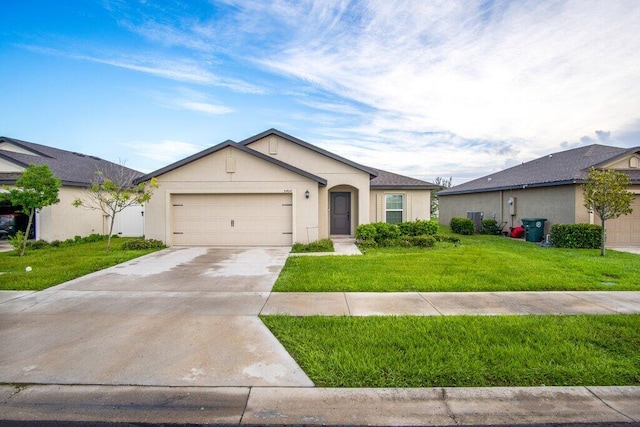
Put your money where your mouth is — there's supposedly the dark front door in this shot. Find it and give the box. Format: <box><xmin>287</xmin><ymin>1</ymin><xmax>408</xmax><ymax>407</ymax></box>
<box><xmin>330</xmin><ymin>192</ymin><xmax>351</xmax><ymax>235</ymax></box>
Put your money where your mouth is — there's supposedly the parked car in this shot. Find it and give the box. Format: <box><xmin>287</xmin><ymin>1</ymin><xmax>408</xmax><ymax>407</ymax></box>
<box><xmin>0</xmin><ymin>214</ymin><xmax>19</xmax><ymax>239</ymax></box>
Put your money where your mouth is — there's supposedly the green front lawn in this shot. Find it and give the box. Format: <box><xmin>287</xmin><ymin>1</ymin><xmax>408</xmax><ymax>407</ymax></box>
<box><xmin>274</xmin><ymin>233</ymin><xmax>640</xmax><ymax>292</ymax></box>
<box><xmin>0</xmin><ymin>238</ymin><xmax>163</xmax><ymax>291</ymax></box>
<box><xmin>262</xmin><ymin>314</ymin><xmax>640</xmax><ymax>387</ymax></box>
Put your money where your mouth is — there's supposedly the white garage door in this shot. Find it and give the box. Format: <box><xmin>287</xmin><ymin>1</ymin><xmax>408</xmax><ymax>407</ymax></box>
<box><xmin>607</xmin><ymin>195</ymin><xmax>640</xmax><ymax>246</ymax></box>
<box><xmin>172</xmin><ymin>194</ymin><xmax>293</xmax><ymax>246</ymax></box>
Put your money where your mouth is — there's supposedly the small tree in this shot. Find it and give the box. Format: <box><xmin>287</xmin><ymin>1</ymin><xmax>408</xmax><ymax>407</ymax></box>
<box><xmin>430</xmin><ymin>176</ymin><xmax>453</xmax><ymax>218</ymax></box>
<box><xmin>583</xmin><ymin>167</ymin><xmax>634</xmax><ymax>256</ymax></box>
<box><xmin>1</xmin><ymin>164</ymin><xmax>61</xmax><ymax>256</ymax></box>
<box><xmin>73</xmin><ymin>163</ymin><xmax>158</xmax><ymax>253</ymax></box>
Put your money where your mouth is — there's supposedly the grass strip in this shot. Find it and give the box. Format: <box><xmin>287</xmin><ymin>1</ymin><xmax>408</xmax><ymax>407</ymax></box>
<box><xmin>274</xmin><ymin>233</ymin><xmax>640</xmax><ymax>292</ymax></box>
<box><xmin>262</xmin><ymin>314</ymin><xmax>640</xmax><ymax>387</ymax></box>
<box><xmin>291</xmin><ymin>238</ymin><xmax>335</xmax><ymax>253</ymax></box>
<box><xmin>0</xmin><ymin>238</ymin><xmax>163</xmax><ymax>291</ymax></box>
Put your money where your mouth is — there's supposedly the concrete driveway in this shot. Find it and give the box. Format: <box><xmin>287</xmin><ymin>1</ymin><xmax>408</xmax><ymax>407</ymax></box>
<box><xmin>0</xmin><ymin>247</ymin><xmax>313</xmax><ymax>387</ymax></box>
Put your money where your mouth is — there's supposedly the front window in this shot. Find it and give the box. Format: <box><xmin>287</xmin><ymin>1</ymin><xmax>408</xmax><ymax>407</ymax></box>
<box><xmin>385</xmin><ymin>194</ymin><xmax>404</xmax><ymax>224</ymax></box>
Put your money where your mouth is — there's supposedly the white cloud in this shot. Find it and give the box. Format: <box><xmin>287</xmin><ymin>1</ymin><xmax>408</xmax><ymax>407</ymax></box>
<box><xmin>244</xmin><ymin>0</ymin><xmax>640</xmax><ymax>178</ymax></box>
<box><xmin>148</xmin><ymin>86</ymin><xmax>234</xmax><ymax>115</ymax></box>
<box><xmin>124</xmin><ymin>140</ymin><xmax>205</xmax><ymax>164</ymax></box>
<box><xmin>24</xmin><ymin>1</ymin><xmax>640</xmax><ymax>183</ymax></box>
<box><xmin>21</xmin><ymin>44</ymin><xmax>265</xmax><ymax>94</ymax></box>
<box><xmin>178</xmin><ymin>101</ymin><xmax>233</xmax><ymax>115</ymax></box>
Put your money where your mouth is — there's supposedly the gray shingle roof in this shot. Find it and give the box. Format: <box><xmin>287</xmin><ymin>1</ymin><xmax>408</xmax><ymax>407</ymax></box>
<box><xmin>370</xmin><ymin>168</ymin><xmax>438</xmax><ymax>189</ymax></box>
<box><xmin>438</xmin><ymin>144</ymin><xmax>640</xmax><ymax>196</ymax></box>
<box><xmin>0</xmin><ymin>136</ymin><xmax>143</xmax><ymax>186</ymax></box>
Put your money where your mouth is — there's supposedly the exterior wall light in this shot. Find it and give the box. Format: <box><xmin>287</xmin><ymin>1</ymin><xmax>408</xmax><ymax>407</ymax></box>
<box><xmin>305</xmin><ymin>190</ymin><xmax>310</xmax><ymax>199</ymax></box>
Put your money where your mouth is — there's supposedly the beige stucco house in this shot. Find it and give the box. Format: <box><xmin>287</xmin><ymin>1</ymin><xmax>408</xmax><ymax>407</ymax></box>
<box><xmin>137</xmin><ymin>129</ymin><xmax>436</xmax><ymax>246</ymax></box>
<box><xmin>437</xmin><ymin>144</ymin><xmax>640</xmax><ymax>246</ymax></box>
<box><xmin>0</xmin><ymin>136</ymin><xmax>144</xmax><ymax>241</ymax></box>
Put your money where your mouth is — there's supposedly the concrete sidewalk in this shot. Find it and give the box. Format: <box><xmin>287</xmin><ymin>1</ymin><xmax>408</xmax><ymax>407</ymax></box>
<box><xmin>262</xmin><ymin>291</ymin><xmax>640</xmax><ymax>316</ymax></box>
<box><xmin>1</xmin><ymin>384</ymin><xmax>638</xmax><ymax>426</ymax></box>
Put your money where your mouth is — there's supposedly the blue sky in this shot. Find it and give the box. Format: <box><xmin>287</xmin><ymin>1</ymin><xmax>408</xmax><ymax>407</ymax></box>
<box><xmin>2</xmin><ymin>0</ymin><xmax>639</xmax><ymax>184</ymax></box>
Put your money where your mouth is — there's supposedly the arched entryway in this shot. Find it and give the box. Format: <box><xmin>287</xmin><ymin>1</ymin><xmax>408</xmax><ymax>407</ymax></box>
<box><xmin>329</xmin><ymin>186</ymin><xmax>359</xmax><ymax>236</ymax></box>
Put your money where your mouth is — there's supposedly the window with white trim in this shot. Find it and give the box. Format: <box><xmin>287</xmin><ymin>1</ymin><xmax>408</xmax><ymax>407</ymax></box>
<box><xmin>385</xmin><ymin>194</ymin><xmax>404</xmax><ymax>224</ymax></box>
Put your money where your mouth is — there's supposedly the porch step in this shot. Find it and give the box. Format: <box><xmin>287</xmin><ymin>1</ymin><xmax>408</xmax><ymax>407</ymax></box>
<box><xmin>330</xmin><ymin>237</ymin><xmax>356</xmax><ymax>244</ymax></box>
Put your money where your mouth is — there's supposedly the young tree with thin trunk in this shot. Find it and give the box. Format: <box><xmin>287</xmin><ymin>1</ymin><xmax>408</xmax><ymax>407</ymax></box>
<box><xmin>73</xmin><ymin>163</ymin><xmax>158</xmax><ymax>253</ymax></box>
<box><xmin>583</xmin><ymin>167</ymin><xmax>634</xmax><ymax>256</ymax></box>
<box><xmin>2</xmin><ymin>164</ymin><xmax>61</xmax><ymax>256</ymax></box>
<box><xmin>430</xmin><ymin>176</ymin><xmax>453</xmax><ymax>218</ymax></box>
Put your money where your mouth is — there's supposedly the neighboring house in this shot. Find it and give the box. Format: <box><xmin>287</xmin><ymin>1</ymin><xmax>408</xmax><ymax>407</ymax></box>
<box><xmin>437</xmin><ymin>144</ymin><xmax>640</xmax><ymax>246</ymax></box>
<box><xmin>136</xmin><ymin>129</ymin><xmax>437</xmax><ymax>246</ymax></box>
<box><xmin>0</xmin><ymin>136</ymin><xmax>145</xmax><ymax>241</ymax></box>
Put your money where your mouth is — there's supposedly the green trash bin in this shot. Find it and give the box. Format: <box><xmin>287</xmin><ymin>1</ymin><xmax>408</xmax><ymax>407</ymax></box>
<box><xmin>521</xmin><ymin>218</ymin><xmax>547</xmax><ymax>242</ymax></box>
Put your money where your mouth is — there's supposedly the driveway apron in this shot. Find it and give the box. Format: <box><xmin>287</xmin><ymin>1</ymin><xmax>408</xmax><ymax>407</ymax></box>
<box><xmin>0</xmin><ymin>247</ymin><xmax>313</xmax><ymax>387</ymax></box>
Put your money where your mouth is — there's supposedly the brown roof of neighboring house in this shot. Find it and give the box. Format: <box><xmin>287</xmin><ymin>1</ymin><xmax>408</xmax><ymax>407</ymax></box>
<box><xmin>438</xmin><ymin>144</ymin><xmax>640</xmax><ymax>196</ymax></box>
<box><xmin>0</xmin><ymin>136</ymin><xmax>143</xmax><ymax>187</ymax></box>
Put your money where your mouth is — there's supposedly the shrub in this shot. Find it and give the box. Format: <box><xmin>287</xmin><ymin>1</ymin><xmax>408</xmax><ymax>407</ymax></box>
<box><xmin>398</xmin><ymin>219</ymin><xmax>438</xmax><ymax>236</ymax></box>
<box><xmin>50</xmin><ymin>240</ymin><xmax>62</xmax><ymax>247</ymax></box>
<box><xmin>121</xmin><ymin>238</ymin><xmax>166</xmax><ymax>250</ymax></box>
<box><xmin>550</xmin><ymin>224</ymin><xmax>602</xmax><ymax>249</ymax></box>
<box><xmin>27</xmin><ymin>239</ymin><xmax>50</xmax><ymax>250</ymax></box>
<box><xmin>356</xmin><ymin>220</ymin><xmax>443</xmax><ymax>248</ymax></box>
<box><xmin>355</xmin><ymin>223</ymin><xmax>377</xmax><ymax>242</ymax></box>
<box><xmin>450</xmin><ymin>217</ymin><xmax>475</xmax><ymax>235</ymax></box>
<box><xmin>410</xmin><ymin>235</ymin><xmax>436</xmax><ymax>247</ymax></box>
<box><xmin>292</xmin><ymin>239</ymin><xmax>335</xmax><ymax>253</ymax></box>
<box><xmin>8</xmin><ymin>231</ymin><xmax>25</xmax><ymax>250</ymax></box>
<box><xmin>480</xmin><ymin>219</ymin><xmax>500</xmax><ymax>235</ymax></box>
<box><xmin>375</xmin><ymin>222</ymin><xmax>401</xmax><ymax>240</ymax></box>
<box><xmin>83</xmin><ymin>233</ymin><xmax>107</xmax><ymax>243</ymax></box>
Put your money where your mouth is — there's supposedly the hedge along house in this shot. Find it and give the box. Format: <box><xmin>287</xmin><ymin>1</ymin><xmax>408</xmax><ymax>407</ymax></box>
<box><xmin>136</xmin><ymin>129</ymin><xmax>437</xmax><ymax>246</ymax></box>
<box><xmin>437</xmin><ymin>144</ymin><xmax>640</xmax><ymax>246</ymax></box>
<box><xmin>0</xmin><ymin>136</ymin><xmax>145</xmax><ymax>241</ymax></box>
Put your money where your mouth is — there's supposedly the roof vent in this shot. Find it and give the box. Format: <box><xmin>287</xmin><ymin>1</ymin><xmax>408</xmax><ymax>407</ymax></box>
<box><xmin>584</xmin><ymin>146</ymin><xmax>596</xmax><ymax>157</ymax></box>
<box><xmin>487</xmin><ymin>177</ymin><xmax>492</xmax><ymax>181</ymax></box>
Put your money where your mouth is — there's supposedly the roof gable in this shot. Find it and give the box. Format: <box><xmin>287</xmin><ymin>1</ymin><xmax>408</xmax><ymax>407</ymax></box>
<box><xmin>239</xmin><ymin>129</ymin><xmax>378</xmax><ymax>178</ymax></box>
<box><xmin>133</xmin><ymin>141</ymin><xmax>327</xmax><ymax>186</ymax></box>
<box><xmin>0</xmin><ymin>139</ymin><xmax>47</xmax><ymax>156</ymax></box>
<box><xmin>438</xmin><ymin>144</ymin><xmax>639</xmax><ymax>196</ymax></box>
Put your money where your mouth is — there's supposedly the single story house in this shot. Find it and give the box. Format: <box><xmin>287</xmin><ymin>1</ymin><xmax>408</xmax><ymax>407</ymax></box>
<box><xmin>437</xmin><ymin>144</ymin><xmax>640</xmax><ymax>246</ymax></box>
<box><xmin>0</xmin><ymin>136</ymin><xmax>145</xmax><ymax>241</ymax></box>
<box><xmin>135</xmin><ymin>129</ymin><xmax>437</xmax><ymax>246</ymax></box>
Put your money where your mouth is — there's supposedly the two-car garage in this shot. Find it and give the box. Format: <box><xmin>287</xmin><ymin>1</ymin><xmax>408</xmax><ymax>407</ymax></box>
<box><xmin>171</xmin><ymin>193</ymin><xmax>293</xmax><ymax>246</ymax></box>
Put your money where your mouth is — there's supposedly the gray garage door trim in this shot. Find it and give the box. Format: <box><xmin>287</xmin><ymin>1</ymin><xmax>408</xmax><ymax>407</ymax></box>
<box><xmin>171</xmin><ymin>193</ymin><xmax>293</xmax><ymax>246</ymax></box>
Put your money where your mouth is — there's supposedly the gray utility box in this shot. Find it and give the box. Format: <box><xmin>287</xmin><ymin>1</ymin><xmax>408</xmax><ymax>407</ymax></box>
<box><xmin>467</xmin><ymin>211</ymin><xmax>483</xmax><ymax>233</ymax></box>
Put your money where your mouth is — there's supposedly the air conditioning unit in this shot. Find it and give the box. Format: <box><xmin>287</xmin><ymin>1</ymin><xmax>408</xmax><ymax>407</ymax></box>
<box><xmin>467</xmin><ymin>211</ymin><xmax>483</xmax><ymax>233</ymax></box>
